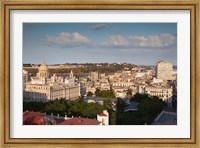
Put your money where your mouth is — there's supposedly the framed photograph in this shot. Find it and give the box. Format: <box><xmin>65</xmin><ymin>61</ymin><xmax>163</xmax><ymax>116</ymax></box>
<box><xmin>0</xmin><ymin>0</ymin><xmax>199</xmax><ymax>147</ymax></box>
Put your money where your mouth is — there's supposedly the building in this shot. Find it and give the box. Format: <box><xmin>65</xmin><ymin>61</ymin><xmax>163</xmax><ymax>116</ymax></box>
<box><xmin>156</xmin><ymin>61</ymin><xmax>173</xmax><ymax>80</ymax></box>
<box><xmin>97</xmin><ymin>110</ymin><xmax>109</xmax><ymax>125</ymax></box>
<box><xmin>151</xmin><ymin>111</ymin><xmax>177</xmax><ymax>125</ymax></box>
<box><xmin>144</xmin><ymin>86</ymin><xmax>173</xmax><ymax>106</ymax></box>
<box><xmin>23</xmin><ymin>61</ymin><xmax>80</xmax><ymax>102</ymax></box>
<box><xmin>23</xmin><ymin>110</ymin><xmax>109</xmax><ymax>125</ymax></box>
<box><xmin>23</xmin><ymin>111</ymin><xmax>56</xmax><ymax>125</ymax></box>
<box><xmin>90</xmin><ymin>72</ymin><xmax>99</xmax><ymax>81</ymax></box>
<box><xmin>84</xmin><ymin>97</ymin><xmax>117</xmax><ymax>106</ymax></box>
<box><xmin>23</xmin><ymin>70</ymin><xmax>30</xmax><ymax>84</ymax></box>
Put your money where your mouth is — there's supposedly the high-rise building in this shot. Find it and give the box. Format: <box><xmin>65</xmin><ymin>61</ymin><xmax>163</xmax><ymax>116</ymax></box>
<box><xmin>156</xmin><ymin>61</ymin><xmax>173</xmax><ymax>80</ymax></box>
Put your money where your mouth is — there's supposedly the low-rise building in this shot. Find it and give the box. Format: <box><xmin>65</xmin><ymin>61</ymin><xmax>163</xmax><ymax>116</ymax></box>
<box><xmin>144</xmin><ymin>86</ymin><xmax>173</xmax><ymax>106</ymax></box>
<box><xmin>23</xmin><ymin>62</ymin><xmax>80</xmax><ymax>102</ymax></box>
<box><xmin>23</xmin><ymin>110</ymin><xmax>109</xmax><ymax>125</ymax></box>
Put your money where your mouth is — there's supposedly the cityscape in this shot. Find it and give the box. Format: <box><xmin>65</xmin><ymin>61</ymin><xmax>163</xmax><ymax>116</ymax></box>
<box><xmin>23</xmin><ymin>23</ymin><xmax>177</xmax><ymax>125</ymax></box>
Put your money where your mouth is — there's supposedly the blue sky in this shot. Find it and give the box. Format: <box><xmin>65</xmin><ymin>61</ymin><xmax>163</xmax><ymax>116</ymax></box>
<box><xmin>23</xmin><ymin>23</ymin><xmax>177</xmax><ymax>65</ymax></box>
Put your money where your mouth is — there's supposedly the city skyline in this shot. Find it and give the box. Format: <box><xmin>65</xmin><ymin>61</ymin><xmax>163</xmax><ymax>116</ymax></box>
<box><xmin>23</xmin><ymin>23</ymin><xmax>177</xmax><ymax>65</ymax></box>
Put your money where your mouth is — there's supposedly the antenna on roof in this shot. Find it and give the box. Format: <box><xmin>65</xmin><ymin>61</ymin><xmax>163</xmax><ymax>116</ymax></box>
<box><xmin>42</xmin><ymin>60</ymin><xmax>45</xmax><ymax>65</ymax></box>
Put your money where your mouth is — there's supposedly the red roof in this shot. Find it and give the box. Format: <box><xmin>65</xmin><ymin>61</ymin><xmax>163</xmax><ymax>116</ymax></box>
<box><xmin>58</xmin><ymin>117</ymin><xmax>101</xmax><ymax>125</ymax></box>
<box><xmin>97</xmin><ymin>113</ymin><xmax>108</xmax><ymax>117</ymax></box>
<box><xmin>23</xmin><ymin>111</ymin><xmax>45</xmax><ymax>125</ymax></box>
<box><xmin>54</xmin><ymin>118</ymin><xmax>65</xmax><ymax>124</ymax></box>
<box><xmin>31</xmin><ymin>116</ymin><xmax>45</xmax><ymax>125</ymax></box>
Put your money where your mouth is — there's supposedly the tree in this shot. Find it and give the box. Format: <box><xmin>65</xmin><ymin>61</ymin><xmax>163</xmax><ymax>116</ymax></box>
<box><xmin>103</xmin><ymin>99</ymin><xmax>112</xmax><ymax>110</ymax></box>
<box><xmin>130</xmin><ymin>93</ymin><xmax>149</xmax><ymax>102</ymax></box>
<box><xmin>126</xmin><ymin>88</ymin><xmax>132</xmax><ymax>97</ymax></box>
<box><xmin>115</xmin><ymin>93</ymin><xmax>165</xmax><ymax>125</ymax></box>
<box><xmin>95</xmin><ymin>88</ymin><xmax>101</xmax><ymax>97</ymax></box>
<box><xmin>87</xmin><ymin>91</ymin><xmax>93</xmax><ymax>96</ymax></box>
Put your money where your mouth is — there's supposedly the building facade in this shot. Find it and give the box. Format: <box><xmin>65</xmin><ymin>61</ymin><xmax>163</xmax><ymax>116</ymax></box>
<box><xmin>23</xmin><ymin>62</ymin><xmax>80</xmax><ymax>102</ymax></box>
<box><xmin>144</xmin><ymin>86</ymin><xmax>173</xmax><ymax>106</ymax></box>
<box><xmin>156</xmin><ymin>61</ymin><xmax>173</xmax><ymax>80</ymax></box>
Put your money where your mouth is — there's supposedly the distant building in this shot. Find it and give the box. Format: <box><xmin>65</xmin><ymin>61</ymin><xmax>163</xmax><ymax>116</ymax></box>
<box><xmin>23</xmin><ymin>70</ymin><xmax>30</xmax><ymax>84</ymax></box>
<box><xmin>85</xmin><ymin>85</ymin><xmax>96</xmax><ymax>95</ymax></box>
<box><xmin>90</xmin><ymin>72</ymin><xmax>99</xmax><ymax>81</ymax></box>
<box><xmin>138</xmin><ymin>85</ymin><xmax>146</xmax><ymax>94</ymax></box>
<box><xmin>84</xmin><ymin>97</ymin><xmax>117</xmax><ymax>106</ymax></box>
<box><xmin>152</xmin><ymin>77</ymin><xmax>163</xmax><ymax>84</ymax></box>
<box><xmin>144</xmin><ymin>86</ymin><xmax>173</xmax><ymax>106</ymax></box>
<box><xmin>23</xmin><ymin>61</ymin><xmax>80</xmax><ymax>102</ymax></box>
<box><xmin>156</xmin><ymin>61</ymin><xmax>173</xmax><ymax>80</ymax></box>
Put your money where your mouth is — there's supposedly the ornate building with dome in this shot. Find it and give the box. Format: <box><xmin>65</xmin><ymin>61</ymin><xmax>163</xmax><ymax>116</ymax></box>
<box><xmin>38</xmin><ymin>61</ymin><xmax>49</xmax><ymax>79</ymax></box>
<box><xmin>23</xmin><ymin>61</ymin><xmax>80</xmax><ymax>102</ymax></box>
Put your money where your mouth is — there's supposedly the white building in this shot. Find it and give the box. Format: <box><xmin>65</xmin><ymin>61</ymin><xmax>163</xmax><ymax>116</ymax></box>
<box><xmin>144</xmin><ymin>86</ymin><xmax>173</xmax><ymax>106</ymax></box>
<box><xmin>23</xmin><ymin>61</ymin><xmax>80</xmax><ymax>102</ymax></box>
<box><xmin>97</xmin><ymin>110</ymin><xmax>109</xmax><ymax>125</ymax></box>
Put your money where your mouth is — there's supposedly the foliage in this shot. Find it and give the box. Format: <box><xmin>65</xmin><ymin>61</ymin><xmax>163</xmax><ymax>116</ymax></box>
<box><xmin>23</xmin><ymin>101</ymin><xmax>45</xmax><ymax>112</ymax></box>
<box><xmin>95</xmin><ymin>88</ymin><xmax>101</xmax><ymax>97</ymax></box>
<box><xmin>126</xmin><ymin>88</ymin><xmax>132</xmax><ymax>96</ymax></box>
<box><xmin>23</xmin><ymin>93</ymin><xmax>166</xmax><ymax>125</ymax></box>
<box><xmin>114</xmin><ymin>94</ymin><xmax>166</xmax><ymax>125</ymax></box>
<box><xmin>130</xmin><ymin>93</ymin><xmax>149</xmax><ymax>102</ymax></box>
<box><xmin>87</xmin><ymin>91</ymin><xmax>93</xmax><ymax>96</ymax></box>
<box><xmin>23</xmin><ymin>97</ymin><xmax>106</xmax><ymax>119</ymax></box>
<box><xmin>94</xmin><ymin>88</ymin><xmax>115</xmax><ymax>98</ymax></box>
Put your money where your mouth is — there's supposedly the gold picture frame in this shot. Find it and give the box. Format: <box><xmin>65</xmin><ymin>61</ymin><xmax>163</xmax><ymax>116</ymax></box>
<box><xmin>0</xmin><ymin>0</ymin><xmax>199</xmax><ymax>147</ymax></box>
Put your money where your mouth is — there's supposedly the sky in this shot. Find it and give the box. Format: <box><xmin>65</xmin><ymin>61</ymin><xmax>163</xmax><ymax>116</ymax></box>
<box><xmin>23</xmin><ymin>23</ymin><xmax>177</xmax><ymax>65</ymax></box>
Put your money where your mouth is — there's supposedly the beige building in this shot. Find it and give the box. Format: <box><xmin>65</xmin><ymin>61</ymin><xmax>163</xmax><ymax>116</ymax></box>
<box><xmin>23</xmin><ymin>61</ymin><xmax>80</xmax><ymax>102</ymax></box>
<box><xmin>90</xmin><ymin>72</ymin><xmax>99</xmax><ymax>81</ymax></box>
<box><xmin>144</xmin><ymin>86</ymin><xmax>173</xmax><ymax>106</ymax></box>
<box><xmin>156</xmin><ymin>61</ymin><xmax>173</xmax><ymax>80</ymax></box>
<box><xmin>24</xmin><ymin>84</ymin><xmax>80</xmax><ymax>102</ymax></box>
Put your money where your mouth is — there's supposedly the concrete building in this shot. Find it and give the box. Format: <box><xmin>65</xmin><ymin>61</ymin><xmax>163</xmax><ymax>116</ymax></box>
<box><xmin>23</xmin><ymin>61</ymin><xmax>80</xmax><ymax>102</ymax></box>
<box><xmin>144</xmin><ymin>86</ymin><xmax>173</xmax><ymax>106</ymax></box>
<box><xmin>23</xmin><ymin>110</ymin><xmax>109</xmax><ymax>125</ymax></box>
<box><xmin>97</xmin><ymin>110</ymin><xmax>109</xmax><ymax>125</ymax></box>
<box><xmin>23</xmin><ymin>70</ymin><xmax>30</xmax><ymax>84</ymax></box>
<box><xmin>90</xmin><ymin>72</ymin><xmax>99</xmax><ymax>81</ymax></box>
<box><xmin>156</xmin><ymin>61</ymin><xmax>173</xmax><ymax>80</ymax></box>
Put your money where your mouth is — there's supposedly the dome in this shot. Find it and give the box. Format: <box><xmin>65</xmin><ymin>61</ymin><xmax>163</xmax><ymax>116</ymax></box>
<box><xmin>39</xmin><ymin>61</ymin><xmax>48</xmax><ymax>71</ymax></box>
<box><xmin>38</xmin><ymin>61</ymin><xmax>49</xmax><ymax>79</ymax></box>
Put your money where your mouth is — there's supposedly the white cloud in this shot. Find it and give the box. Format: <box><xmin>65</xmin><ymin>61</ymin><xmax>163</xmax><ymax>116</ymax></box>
<box><xmin>104</xmin><ymin>33</ymin><xmax>176</xmax><ymax>48</ymax></box>
<box><xmin>45</xmin><ymin>32</ymin><xmax>90</xmax><ymax>46</ymax></box>
<box><xmin>45</xmin><ymin>32</ymin><xmax>176</xmax><ymax>49</ymax></box>
<box><xmin>107</xmin><ymin>35</ymin><xmax>128</xmax><ymax>46</ymax></box>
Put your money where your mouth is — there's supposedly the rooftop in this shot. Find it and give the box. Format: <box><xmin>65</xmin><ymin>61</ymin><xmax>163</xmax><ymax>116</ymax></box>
<box><xmin>85</xmin><ymin>97</ymin><xmax>117</xmax><ymax>102</ymax></box>
<box><xmin>23</xmin><ymin>111</ymin><xmax>45</xmax><ymax>125</ymax></box>
<box><xmin>124</xmin><ymin>101</ymin><xmax>140</xmax><ymax>112</ymax></box>
<box><xmin>97</xmin><ymin>113</ymin><xmax>108</xmax><ymax>117</ymax></box>
<box><xmin>23</xmin><ymin>111</ymin><xmax>104</xmax><ymax>125</ymax></box>
<box><xmin>152</xmin><ymin>111</ymin><xmax>177</xmax><ymax>125</ymax></box>
<box><xmin>58</xmin><ymin>117</ymin><xmax>101</xmax><ymax>125</ymax></box>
